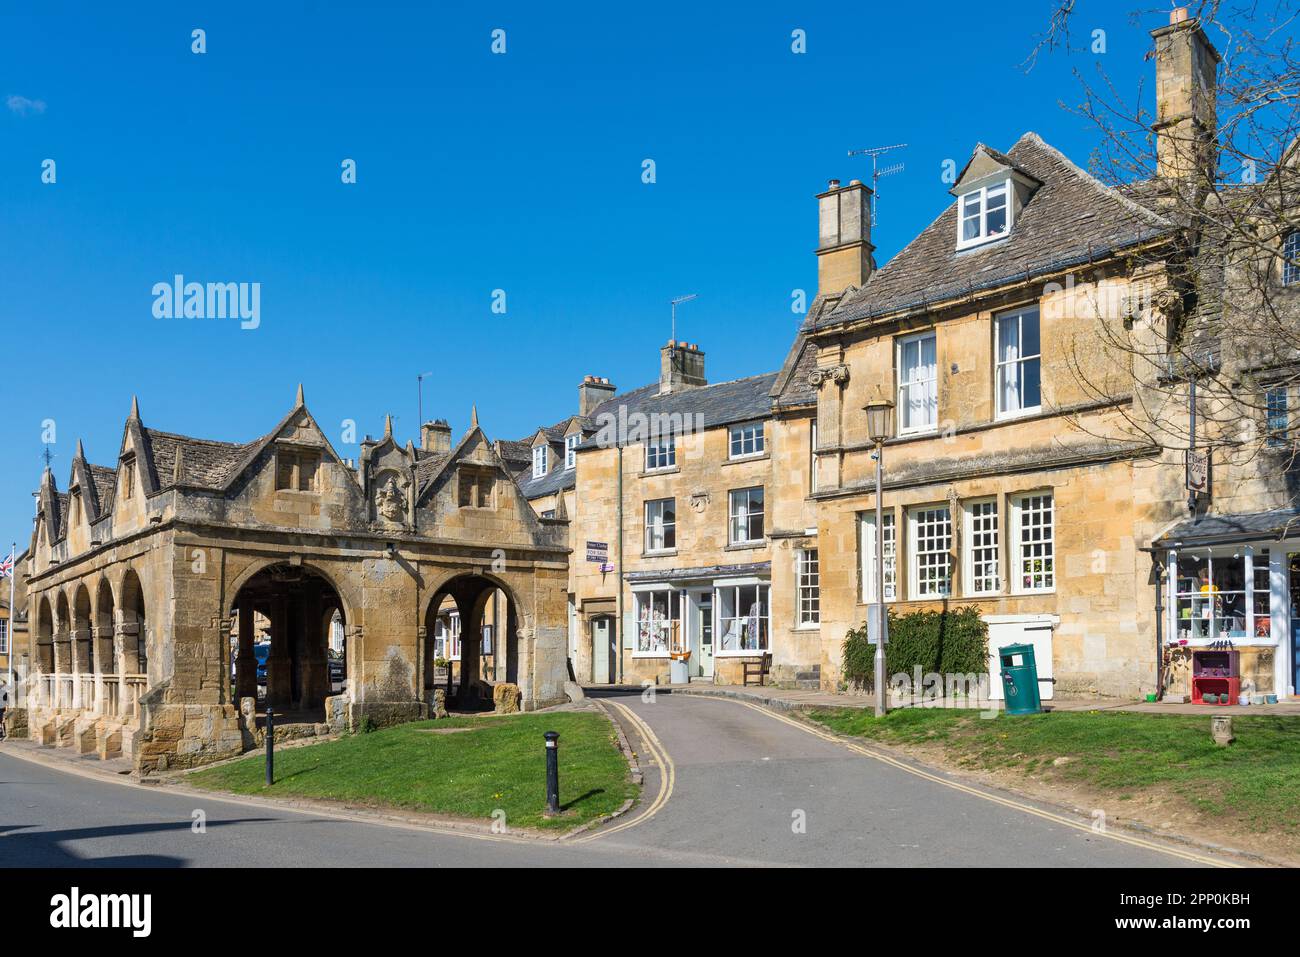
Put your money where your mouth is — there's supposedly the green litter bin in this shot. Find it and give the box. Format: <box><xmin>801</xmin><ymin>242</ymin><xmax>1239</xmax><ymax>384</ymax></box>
<box><xmin>998</xmin><ymin>643</ymin><xmax>1042</xmax><ymax>715</ymax></box>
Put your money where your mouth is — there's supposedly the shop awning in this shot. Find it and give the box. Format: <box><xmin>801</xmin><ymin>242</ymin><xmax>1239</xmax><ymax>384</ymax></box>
<box><xmin>624</xmin><ymin>561</ymin><xmax>770</xmax><ymax>585</ymax></box>
<box><xmin>1153</xmin><ymin>508</ymin><xmax>1300</xmax><ymax>548</ymax></box>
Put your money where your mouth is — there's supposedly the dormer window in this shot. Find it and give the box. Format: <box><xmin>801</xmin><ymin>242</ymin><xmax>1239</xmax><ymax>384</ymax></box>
<box><xmin>565</xmin><ymin>434</ymin><xmax>578</xmax><ymax>469</ymax></box>
<box><xmin>958</xmin><ymin>180</ymin><xmax>1011</xmax><ymax>249</ymax></box>
<box><xmin>532</xmin><ymin>445</ymin><xmax>548</xmax><ymax>479</ymax></box>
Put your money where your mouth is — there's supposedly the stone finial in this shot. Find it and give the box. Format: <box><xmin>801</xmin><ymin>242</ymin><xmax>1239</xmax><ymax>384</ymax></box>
<box><xmin>129</xmin><ymin>395</ymin><xmax>140</xmax><ymax>420</ymax></box>
<box><xmin>296</xmin><ymin>382</ymin><xmax>305</xmax><ymax>407</ymax></box>
<box><xmin>470</xmin><ymin>405</ymin><xmax>479</xmax><ymax>429</ymax></box>
<box><xmin>173</xmin><ymin>445</ymin><xmax>186</xmax><ymax>485</ymax></box>
<box><xmin>75</xmin><ymin>438</ymin><xmax>85</xmax><ymax>460</ymax></box>
<box><xmin>384</xmin><ymin>414</ymin><xmax>393</xmax><ymax>439</ymax></box>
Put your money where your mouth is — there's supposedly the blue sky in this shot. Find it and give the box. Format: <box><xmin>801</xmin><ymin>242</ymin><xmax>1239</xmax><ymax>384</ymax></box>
<box><xmin>0</xmin><ymin>0</ymin><xmax>1156</xmax><ymax>548</ymax></box>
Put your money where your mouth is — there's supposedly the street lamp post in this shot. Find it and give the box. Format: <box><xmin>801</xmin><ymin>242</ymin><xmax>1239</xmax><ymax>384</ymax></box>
<box><xmin>864</xmin><ymin>398</ymin><xmax>894</xmax><ymax>718</ymax></box>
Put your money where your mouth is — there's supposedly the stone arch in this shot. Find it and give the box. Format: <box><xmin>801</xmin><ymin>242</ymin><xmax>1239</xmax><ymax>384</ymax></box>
<box><xmin>118</xmin><ymin>567</ymin><xmax>148</xmax><ymax>675</ymax></box>
<box><xmin>54</xmin><ymin>591</ymin><xmax>71</xmax><ymax>674</ymax></box>
<box><xmin>227</xmin><ymin>561</ymin><xmax>348</xmax><ymax>719</ymax></box>
<box><xmin>226</xmin><ymin>557</ymin><xmax>358</xmax><ymax>637</ymax></box>
<box><xmin>35</xmin><ymin>593</ymin><xmax>54</xmax><ymax>673</ymax></box>
<box><xmin>71</xmin><ymin>582</ymin><xmax>93</xmax><ymax>675</ymax></box>
<box><xmin>420</xmin><ymin>570</ymin><xmax>527</xmax><ymax>709</ymax></box>
<box><xmin>94</xmin><ymin>576</ymin><xmax>117</xmax><ymax>675</ymax></box>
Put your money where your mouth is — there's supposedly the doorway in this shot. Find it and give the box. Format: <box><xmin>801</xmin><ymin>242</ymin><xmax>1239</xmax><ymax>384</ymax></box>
<box><xmin>690</xmin><ymin>590</ymin><xmax>714</xmax><ymax>680</ymax></box>
<box><xmin>591</xmin><ymin>615</ymin><xmax>616</xmax><ymax>684</ymax></box>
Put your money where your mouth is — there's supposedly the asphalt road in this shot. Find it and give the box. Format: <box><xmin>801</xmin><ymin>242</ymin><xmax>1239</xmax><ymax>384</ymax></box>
<box><xmin>0</xmin><ymin>692</ymin><xmax>1223</xmax><ymax>867</ymax></box>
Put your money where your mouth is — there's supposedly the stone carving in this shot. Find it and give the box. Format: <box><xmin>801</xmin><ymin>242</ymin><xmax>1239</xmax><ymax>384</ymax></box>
<box><xmin>689</xmin><ymin>489</ymin><xmax>711</xmax><ymax>513</ymax></box>
<box><xmin>809</xmin><ymin>364</ymin><xmax>850</xmax><ymax>389</ymax></box>
<box><xmin>375</xmin><ymin>474</ymin><xmax>407</xmax><ymax>525</ymax></box>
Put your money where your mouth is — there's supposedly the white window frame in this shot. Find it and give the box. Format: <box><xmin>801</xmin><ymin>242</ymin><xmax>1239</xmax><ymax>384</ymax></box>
<box><xmin>645</xmin><ymin>434</ymin><xmax>677</xmax><ymax>471</ymax></box>
<box><xmin>728</xmin><ymin>486</ymin><xmax>765</xmax><ymax>545</ymax></box>
<box><xmin>1011</xmin><ymin>491</ymin><xmax>1055</xmax><ymax>594</ymax></box>
<box><xmin>565</xmin><ymin>434</ymin><xmax>578</xmax><ymax>469</ymax></box>
<box><xmin>1284</xmin><ymin>231</ymin><xmax>1300</xmax><ymax>286</ymax></box>
<box><xmin>956</xmin><ymin>178</ymin><xmax>1012</xmax><ymax>250</ymax></box>
<box><xmin>633</xmin><ymin>587</ymin><xmax>682</xmax><ymax>657</ymax></box>
<box><xmin>435</xmin><ymin>612</ymin><xmax>462</xmax><ymax>661</ymax></box>
<box><xmin>715</xmin><ymin>582</ymin><xmax>770</xmax><ymax>655</ymax></box>
<box><xmin>728</xmin><ymin>422</ymin><xmax>766</xmax><ymax>459</ymax></box>
<box><xmin>531</xmin><ymin>444</ymin><xmax>548</xmax><ymax>479</ymax></box>
<box><xmin>0</xmin><ymin>616</ymin><xmax>8</xmax><ymax>655</ymax></box>
<box><xmin>644</xmin><ymin>497</ymin><xmax>676</xmax><ymax>553</ymax></box>
<box><xmin>995</xmin><ymin>305</ymin><xmax>1042</xmax><ymax>419</ymax></box>
<box><xmin>908</xmin><ymin>505</ymin><xmax>953</xmax><ymax>600</ymax></box>
<box><xmin>896</xmin><ymin>331</ymin><xmax>938</xmax><ymax>435</ymax></box>
<box><xmin>860</xmin><ymin>511</ymin><xmax>897</xmax><ymax>603</ymax></box>
<box><xmin>964</xmin><ymin>498</ymin><xmax>1001</xmax><ymax>596</ymax></box>
<box><xmin>796</xmin><ymin>549</ymin><xmax>820</xmax><ymax>627</ymax></box>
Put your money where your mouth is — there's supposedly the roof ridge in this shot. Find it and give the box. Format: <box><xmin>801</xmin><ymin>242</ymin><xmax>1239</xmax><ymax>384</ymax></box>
<box><xmin>1014</xmin><ymin>132</ymin><xmax>1173</xmax><ymax>229</ymax></box>
<box><xmin>143</xmin><ymin>427</ymin><xmax>247</xmax><ymax>448</ymax></box>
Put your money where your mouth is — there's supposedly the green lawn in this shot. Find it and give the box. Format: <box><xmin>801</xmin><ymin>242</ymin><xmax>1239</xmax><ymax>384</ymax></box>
<box><xmin>806</xmin><ymin>707</ymin><xmax>1300</xmax><ymax>837</ymax></box>
<box><xmin>186</xmin><ymin>711</ymin><xmax>639</xmax><ymax>832</ymax></box>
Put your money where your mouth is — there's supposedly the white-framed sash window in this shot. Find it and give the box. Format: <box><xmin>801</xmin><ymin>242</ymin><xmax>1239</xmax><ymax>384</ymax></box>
<box><xmin>565</xmin><ymin>434</ymin><xmax>579</xmax><ymax>469</ymax></box>
<box><xmin>645</xmin><ymin>435</ymin><xmax>676</xmax><ymax>470</ymax></box>
<box><xmin>1011</xmin><ymin>492</ymin><xmax>1054</xmax><ymax>593</ymax></box>
<box><xmin>860</xmin><ymin>511</ymin><xmax>897</xmax><ymax>603</ymax></box>
<box><xmin>532</xmin><ymin>445</ymin><xmax>548</xmax><ymax>479</ymax></box>
<box><xmin>644</xmin><ymin>498</ymin><xmax>676</xmax><ymax>552</ymax></box>
<box><xmin>797</xmin><ymin>549</ymin><xmax>820</xmax><ymax>626</ymax></box>
<box><xmin>964</xmin><ymin>498</ymin><xmax>1000</xmax><ymax>595</ymax></box>
<box><xmin>909</xmin><ymin>505</ymin><xmax>952</xmax><ymax>599</ymax></box>
<box><xmin>897</xmin><ymin>332</ymin><xmax>938</xmax><ymax>434</ymax></box>
<box><xmin>729</xmin><ymin>422</ymin><xmax>766</xmax><ymax>459</ymax></box>
<box><xmin>728</xmin><ymin>486</ymin><xmax>765</xmax><ymax>544</ymax></box>
<box><xmin>996</xmin><ymin>306</ymin><xmax>1042</xmax><ymax>417</ymax></box>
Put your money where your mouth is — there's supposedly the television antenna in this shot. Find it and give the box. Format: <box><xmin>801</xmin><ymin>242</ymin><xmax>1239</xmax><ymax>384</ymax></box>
<box><xmin>847</xmin><ymin>143</ymin><xmax>907</xmax><ymax>226</ymax></box>
<box><xmin>669</xmin><ymin>294</ymin><xmax>697</xmax><ymax>343</ymax></box>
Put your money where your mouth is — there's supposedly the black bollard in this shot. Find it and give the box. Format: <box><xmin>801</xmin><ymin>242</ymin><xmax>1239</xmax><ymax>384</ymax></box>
<box><xmin>544</xmin><ymin>731</ymin><xmax>560</xmax><ymax>815</ymax></box>
<box><xmin>265</xmin><ymin>707</ymin><xmax>275</xmax><ymax>786</ymax></box>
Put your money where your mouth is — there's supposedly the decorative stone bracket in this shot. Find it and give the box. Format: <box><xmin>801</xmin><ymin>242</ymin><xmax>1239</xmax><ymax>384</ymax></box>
<box><xmin>808</xmin><ymin>364</ymin><xmax>850</xmax><ymax>389</ymax></box>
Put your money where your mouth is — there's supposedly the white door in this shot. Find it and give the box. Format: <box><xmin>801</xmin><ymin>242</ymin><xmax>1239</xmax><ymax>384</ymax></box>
<box><xmin>690</xmin><ymin>591</ymin><xmax>714</xmax><ymax>679</ymax></box>
<box><xmin>984</xmin><ymin>617</ymin><xmax>1055</xmax><ymax>701</ymax></box>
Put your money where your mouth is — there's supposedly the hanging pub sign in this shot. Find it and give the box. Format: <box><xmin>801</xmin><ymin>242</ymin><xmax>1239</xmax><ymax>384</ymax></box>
<box><xmin>1185</xmin><ymin>449</ymin><xmax>1210</xmax><ymax>496</ymax></box>
<box><xmin>586</xmin><ymin>541</ymin><xmax>609</xmax><ymax>563</ymax></box>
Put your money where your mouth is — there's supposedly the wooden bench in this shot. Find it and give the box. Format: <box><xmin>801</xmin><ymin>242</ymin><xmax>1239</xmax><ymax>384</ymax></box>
<box><xmin>742</xmin><ymin>653</ymin><xmax>772</xmax><ymax>687</ymax></box>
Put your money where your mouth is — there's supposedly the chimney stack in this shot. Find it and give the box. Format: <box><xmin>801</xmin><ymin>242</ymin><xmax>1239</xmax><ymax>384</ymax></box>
<box><xmin>816</xmin><ymin>178</ymin><xmax>875</xmax><ymax>296</ymax></box>
<box><xmin>1151</xmin><ymin>7</ymin><xmax>1220</xmax><ymax>184</ymax></box>
<box><xmin>659</xmin><ymin>341</ymin><xmax>706</xmax><ymax>395</ymax></box>
<box><xmin>421</xmin><ymin>419</ymin><xmax>452</xmax><ymax>453</ymax></box>
<box><xmin>578</xmin><ymin>375</ymin><xmax>617</xmax><ymax>417</ymax></box>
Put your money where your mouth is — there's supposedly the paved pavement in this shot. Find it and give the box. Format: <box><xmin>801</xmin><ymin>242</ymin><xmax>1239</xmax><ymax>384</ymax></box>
<box><xmin>0</xmin><ymin>692</ymin><xmax>1231</xmax><ymax>867</ymax></box>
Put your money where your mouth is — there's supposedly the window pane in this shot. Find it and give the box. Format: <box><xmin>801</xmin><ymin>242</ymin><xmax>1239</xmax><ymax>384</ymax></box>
<box><xmin>1021</xmin><ymin>309</ymin><xmax>1040</xmax><ymax>357</ymax></box>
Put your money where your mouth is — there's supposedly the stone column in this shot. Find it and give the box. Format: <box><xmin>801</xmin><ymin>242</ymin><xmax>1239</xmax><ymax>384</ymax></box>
<box><xmin>300</xmin><ymin>586</ymin><xmax>328</xmax><ymax>712</ymax></box>
<box><xmin>267</xmin><ymin>594</ymin><xmax>292</xmax><ymax>710</ymax></box>
<box><xmin>235</xmin><ymin>600</ymin><xmax>258</xmax><ymax>702</ymax></box>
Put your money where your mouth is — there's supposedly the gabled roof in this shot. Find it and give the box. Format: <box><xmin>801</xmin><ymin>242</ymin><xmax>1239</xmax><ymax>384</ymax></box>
<box><xmin>516</xmin><ymin>463</ymin><xmax>576</xmax><ymax>500</ymax></box>
<box><xmin>814</xmin><ymin>132</ymin><xmax>1176</xmax><ymax>331</ymax></box>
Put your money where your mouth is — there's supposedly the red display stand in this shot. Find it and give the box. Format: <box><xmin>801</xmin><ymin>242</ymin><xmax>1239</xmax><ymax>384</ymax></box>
<box><xmin>1192</xmin><ymin>676</ymin><xmax>1241</xmax><ymax>704</ymax></box>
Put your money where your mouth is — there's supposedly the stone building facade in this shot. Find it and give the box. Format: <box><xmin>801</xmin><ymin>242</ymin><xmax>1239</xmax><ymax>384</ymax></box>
<box><xmin>10</xmin><ymin>389</ymin><xmax>571</xmax><ymax>771</ymax></box>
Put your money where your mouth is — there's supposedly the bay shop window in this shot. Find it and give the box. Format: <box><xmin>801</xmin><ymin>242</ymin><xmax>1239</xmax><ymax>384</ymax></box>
<box><xmin>1171</xmin><ymin>548</ymin><xmax>1273</xmax><ymax>643</ymax></box>
<box><xmin>633</xmin><ymin>583</ymin><xmax>770</xmax><ymax>657</ymax></box>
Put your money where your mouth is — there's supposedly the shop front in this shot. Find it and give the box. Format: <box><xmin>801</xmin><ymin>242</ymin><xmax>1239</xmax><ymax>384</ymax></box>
<box><xmin>1157</xmin><ymin>512</ymin><xmax>1299</xmax><ymax>702</ymax></box>
<box><xmin>625</xmin><ymin>562</ymin><xmax>771</xmax><ymax>686</ymax></box>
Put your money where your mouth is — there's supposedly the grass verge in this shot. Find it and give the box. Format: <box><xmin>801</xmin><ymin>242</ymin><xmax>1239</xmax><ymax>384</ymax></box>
<box><xmin>186</xmin><ymin>710</ymin><xmax>638</xmax><ymax>832</ymax></box>
<box><xmin>806</xmin><ymin>707</ymin><xmax>1300</xmax><ymax>842</ymax></box>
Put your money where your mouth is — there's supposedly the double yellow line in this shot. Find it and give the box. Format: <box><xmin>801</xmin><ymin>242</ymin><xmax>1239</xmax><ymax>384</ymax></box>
<box><xmin>729</xmin><ymin>699</ymin><xmax>1237</xmax><ymax>868</ymax></box>
<box><xmin>575</xmin><ymin>699</ymin><xmax>675</xmax><ymax>843</ymax></box>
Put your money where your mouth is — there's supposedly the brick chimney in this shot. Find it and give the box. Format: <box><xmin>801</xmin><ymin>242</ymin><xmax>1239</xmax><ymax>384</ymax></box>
<box><xmin>1151</xmin><ymin>7</ymin><xmax>1219</xmax><ymax>184</ymax></box>
<box><xmin>816</xmin><ymin>178</ymin><xmax>875</xmax><ymax>296</ymax></box>
<box><xmin>421</xmin><ymin>419</ymin><xmax>452</xmax><ymax>453</ymax></box>
<box><xmin>659</xmin><ymin>340</ymin><xmax>706</xmax><ymax>395</ymax></box>
<box><xmin>578</xmin><ymin>375</ymin><xmax>617</xmax><ymax>416</ymax></box>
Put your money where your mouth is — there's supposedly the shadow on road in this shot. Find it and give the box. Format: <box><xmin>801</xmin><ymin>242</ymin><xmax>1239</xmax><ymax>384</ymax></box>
<box><xmin>0</xmin><ymin>817</ymin><xmax>278</xmax><ymax>868</ymax></box>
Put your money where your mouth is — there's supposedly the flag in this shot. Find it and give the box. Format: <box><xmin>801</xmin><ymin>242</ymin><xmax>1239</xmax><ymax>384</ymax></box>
<box><xmin>0</xmin><ymin>550</ymin><xmax>13</xmax><ymax>579</ymax></box>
